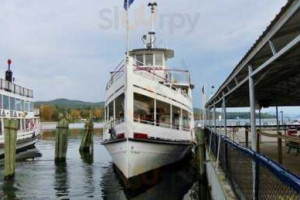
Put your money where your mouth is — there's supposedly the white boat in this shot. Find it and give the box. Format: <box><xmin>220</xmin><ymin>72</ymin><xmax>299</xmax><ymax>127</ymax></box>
<box><xmin>102</xmin><ymin>3</ymin><xmax>195</xmax><ymax>179</ymax></box>
<box><xmin>0</xmin><ymin>59</ymin><xmax>40</xmax><ymax>158</ymax></box>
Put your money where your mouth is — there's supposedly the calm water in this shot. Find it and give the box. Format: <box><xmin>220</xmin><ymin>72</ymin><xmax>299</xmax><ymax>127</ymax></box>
<box><xmin>0</xmin><ymin>129</ymin><xmax>210</xmax><ymax>200</ymax></box>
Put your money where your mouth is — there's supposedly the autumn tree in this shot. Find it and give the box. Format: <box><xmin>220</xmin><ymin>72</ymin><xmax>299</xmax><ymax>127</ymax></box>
<box><xmin>80</xmin><ymin>109</ymin><xmax>90</xmax><ymax>119</ymax></box>
<box><xmin>40</xmin><ymin>105</ymin><xmax>55</xmax><ymax>121</ymax></box>
<box><xmin>70</xmin><ymin>109</ymin><xmax>80</xmax><ymax>121</ymax></box>
<box><xmin>94</xmin><ymin>108</ymin><xmax>103</xmax><ymax>121</ymax></box>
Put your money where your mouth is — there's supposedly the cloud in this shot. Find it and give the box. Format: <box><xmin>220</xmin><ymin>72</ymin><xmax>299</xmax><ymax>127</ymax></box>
<box><xmin>0</xmin><ymin>0</ymin><xmax>288</xmax><ymax>109</ymax></box>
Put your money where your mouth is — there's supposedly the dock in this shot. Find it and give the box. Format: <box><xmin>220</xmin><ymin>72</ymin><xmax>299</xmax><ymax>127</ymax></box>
<box><xmin>202</xmin><ymin>0</ymin><xmax>300</xmax><ymax>199</ymax></box>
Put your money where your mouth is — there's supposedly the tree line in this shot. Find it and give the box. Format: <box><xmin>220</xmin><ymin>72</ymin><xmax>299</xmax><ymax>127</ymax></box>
<box><xmin>38</xmin><ymin>105</ymin><xmax>104</xmax><ymax>122</ymax></box>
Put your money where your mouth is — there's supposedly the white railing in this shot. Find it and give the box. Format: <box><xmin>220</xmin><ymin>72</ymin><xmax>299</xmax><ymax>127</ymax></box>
<box><xmin>0</xmin><ymin>78</ymin><xmax>33</xmax><ymax>98</ymax></box>
<box><xmin>106</xmin><ymin>60</ymin><xmax>125</xmax><ymax>90</ymax></box>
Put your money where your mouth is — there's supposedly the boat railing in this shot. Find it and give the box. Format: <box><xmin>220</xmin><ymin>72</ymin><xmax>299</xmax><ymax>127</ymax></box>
<box><xmin>133</xmin><ymin>65</ymin><xmax>191</xmax><ymax>86</ymax></box>
<box><xmin>0</xmin><ymin>78</ymin><xmax>33</xmax><ymax>98</ymax></box>
<box><xmin>133</xmin><ymin>117</ymin><xmax>190</xmax><ymax>131</ymax></box>
<box><xmin>104</xmin><ymin>118</ymin><xmax>125</xmax><ymax>129</ymax></box>
<box><xmin>106</xmin><ymin>60</ymin><xmax>125</xmax><ymax>90</ymax></box>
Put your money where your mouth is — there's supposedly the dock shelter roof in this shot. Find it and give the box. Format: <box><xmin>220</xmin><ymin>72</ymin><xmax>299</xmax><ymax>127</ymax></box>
<box><xmin>205</xmin><ymin>0</ymin><xmax>300</xmax><ymax>108</ymax></box>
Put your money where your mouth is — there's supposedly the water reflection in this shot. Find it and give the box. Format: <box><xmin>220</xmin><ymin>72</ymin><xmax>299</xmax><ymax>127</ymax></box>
<box><xmin>1</xmin><ymin>180</ymin><xmax>18</xmax><ymax>199</ymax></box>
<box><xmin>54</xmin><ymin>163</ymin><xmax>70</xmax><ymax>198</ymax></box>
<box><xmin>101</xmin><ymin>156</ymin><xmax>207</xmax><ymax>200</ymax></box>
<box><xmin>0</xmin><ymin>129</ymin><xmax>208</xmax><ymax>199</ymax></box>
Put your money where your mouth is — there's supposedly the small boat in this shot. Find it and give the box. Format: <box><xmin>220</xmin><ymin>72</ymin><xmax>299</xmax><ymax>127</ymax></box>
<box><xmin>102</xmin><ymin>2</ymin><xmax>195</xmax><ymax>179</ymax></box>
<box><xmin>0</xmin><ymin>59</ymin><xmax>41</xmax><ymax>157</ymax></box>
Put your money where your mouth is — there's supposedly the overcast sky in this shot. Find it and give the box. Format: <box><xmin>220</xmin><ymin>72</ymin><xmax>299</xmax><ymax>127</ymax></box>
<box><xmin>0</xmin><ymin>0</ymin><xmax>292</xmax><ymax>113</ymax></box>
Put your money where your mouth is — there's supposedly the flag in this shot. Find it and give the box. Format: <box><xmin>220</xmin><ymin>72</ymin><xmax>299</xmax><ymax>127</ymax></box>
<box><xmin>124</xmin><ymin>0</ymin><xmax>134</xmax><ymax>10</ymax></box>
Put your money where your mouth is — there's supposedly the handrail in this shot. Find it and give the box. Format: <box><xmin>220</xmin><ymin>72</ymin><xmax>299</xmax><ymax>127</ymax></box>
<box><xmin>106</xmin><ymin>59</ymin><xmax>125</xmax><ymax>90</ymax></box>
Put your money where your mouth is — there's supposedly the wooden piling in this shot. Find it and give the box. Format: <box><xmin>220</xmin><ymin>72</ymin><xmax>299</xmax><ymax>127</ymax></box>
<box><xmin>80</xmin><ymin>119</ymin><xmax>94</xmax><ymax>153</ymax></box>
<box><xmin>55</xmin><ymin>119</ymin><xmax>69</xmax><ymax>164</ymax></box>
<box><xmin>196</xmin><ymin>128</ymin><xmax>205</xmax><ymax>179</ymax></box>
<box><xmin>4</xmin><ymin>119</ymin><xmax>18</xmax><ymax>180</ymax></box>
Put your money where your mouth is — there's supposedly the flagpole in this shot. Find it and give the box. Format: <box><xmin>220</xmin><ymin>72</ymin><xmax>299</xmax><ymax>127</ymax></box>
<box><xmin>126</xmin><ymin>0</ymin><xmax>130</xmax><ymax>58</ymax></box>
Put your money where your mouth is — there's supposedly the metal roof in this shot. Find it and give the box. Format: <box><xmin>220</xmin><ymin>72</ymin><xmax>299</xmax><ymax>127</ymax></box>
<box><xmin>206</xmin><ymin>0</ymin><xmax>300</xmax><ymax>108</ymax></box>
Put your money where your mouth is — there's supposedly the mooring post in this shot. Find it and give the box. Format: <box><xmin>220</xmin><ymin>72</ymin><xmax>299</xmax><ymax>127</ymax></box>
<box><xmin>197</xmin><ymin>128</ymin><xmax>205</xmax><ymax>179</ymax></box>
<box><xmin>80</xmin><ymin>119</ymin><xmax>94</xmax><ymax>153</ymax></box>
<box><xmin>4</xmin><ymin>119</ymin><xmax>18</xmax><ymax>180</ymax></box>
<box><xmin>55</xmin><ymin>119</ymin><xmax>69</xmax><ymax>164</ymax></box>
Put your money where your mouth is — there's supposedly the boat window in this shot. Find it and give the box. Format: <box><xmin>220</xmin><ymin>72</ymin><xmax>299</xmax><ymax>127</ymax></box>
<box><xmin>156</xmin><ymin>100</ymin><xmax>171</xmax><ymax>128</ymax></box>
<box><xmin>115</xmin><ymin>94</ymin><xmax>125</xmax><ymax>123</ymax></box>
<box><xmin>24</xmin><ymin>101</ymin><xmax>29</xmax><ymax>112</ymax></box>
<box><xmin>30</xmin><ymin>102</ymin><xmax>34</xmax><ymax>112</ymax></box>
<box><xmin>182</xmin><ymin>109</ymin><xmax>190</xmax><ymax>131</ymax></box>
<box><xmin>20</xmin><ymin>100</ymin><xmax>24</xmax><ymax>111</ymax></box>
<box><xmin>105</xmin><ymin>106</ymin><xmax>109</xmax><ymax>121</ymax></box>
<box><xmin>136</xmin><ymin>55</ymin><xmax>144</xmax><ymax>66</ymax></box>
<box><xmin>108</xmin><ymin>102</ymin><xmax>114</xmax><ymax>121</ymax></box>
<box><xmin>172</xmin><ymin>106</ymin><xmax>181</xmax><ymax>130</ymax></box>
<box><xmin>155</xmin><ymin>54</ymin><xmax>163</xmax><ymax>66</ymax></box>
<box><xmin>16</xmin><ymin>99</ymin><xmax>21</xmax><ymax>111</ymax></box>
<box><xmin>10</xmin><ymin>97</ymin><xmax>16</xmax><ymax>110</ymax></box>
<box><xmin>0</xmin><ymin>95</ymin><xmax>2</xmax><ymax>109</ymax></box>
<box><xmin>134</xmin><ymin>93</ymin><xmax>154</xmax><ymax>124</ymax></box>
<box><xmin>3</xmin><ymin>95</ymin><xmax>9</xmax><ymax>110</ymax></box>
<box><xmin>145</xmin><ymin>54</ymin><xmax>153</xmax><ymax>66</ymax></box>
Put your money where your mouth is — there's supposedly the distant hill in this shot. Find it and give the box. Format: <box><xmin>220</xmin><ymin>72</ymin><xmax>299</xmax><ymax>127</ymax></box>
<box><xmin>34</xmin><ymin>98</ymin><xmax>104</xmax><ymax>109</ymax></box>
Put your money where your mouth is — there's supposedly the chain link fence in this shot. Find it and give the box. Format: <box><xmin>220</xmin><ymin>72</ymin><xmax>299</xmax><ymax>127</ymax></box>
<box><xmin>205</xmin><ymin>128</ymin><xmax>300</xmax><ymax>200</ymax></box>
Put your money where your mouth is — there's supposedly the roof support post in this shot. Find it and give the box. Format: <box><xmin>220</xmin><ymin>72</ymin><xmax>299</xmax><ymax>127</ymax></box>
<box><xmin>248</xmin><ymin>65</ymin><xmax>259</xmax><ymax>200</ymax></box>
<box><xmin>222</xmin><ymin>94</ymin><xmax>227</xmax><ymax>136</ymax></box>
<box><xmin>213</xmin><ymin>104</ymin><xmax>217</xmax><ymax>133</ymax></box>
<box><xmin>209</xmin><ymin>107</ymin><xmax>213</xmax><ymax>154</ymax></box>
<box><xmin>258</xmin><ymin>108</ymin><xmax>261</xmax><ymax>153</ymax></box>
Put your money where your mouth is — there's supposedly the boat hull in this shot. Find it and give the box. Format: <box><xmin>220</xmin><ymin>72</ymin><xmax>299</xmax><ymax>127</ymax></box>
<box><xmin>103</xmin><ymin>138</ymin><xmax>192</xmax><ymax>179</ymax></box>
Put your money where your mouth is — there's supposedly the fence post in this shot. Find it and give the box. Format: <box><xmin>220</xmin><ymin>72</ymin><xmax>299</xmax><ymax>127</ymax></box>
<box><xmin>55</xmin><ymin>119</ymin><xmax>69</xmax><ymax>164</ymax></box>
<box><xmin>245</xmin><ymin>126</ymin><xmax>249</xmax><ymax>148</ymax></box>
<box><xmin>278</xmin><ymin>131</ymin><xmax>283</xmax><ymax>164</ymax></box>
<box><xmin>80</xmin><ymin>119</ymin><xmax>94</xmax><ymax>153</ymax></box>
<box><xmin>4</xmin><ymin>119</ymin><xmax>18</xmax><ymax>180</ymax></box>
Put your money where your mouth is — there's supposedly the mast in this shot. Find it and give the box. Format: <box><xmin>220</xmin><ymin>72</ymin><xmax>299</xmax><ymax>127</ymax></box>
<box><xmin>126</xmin><ymin>0</ymin><xmax>130</xmax><ymax>57</ymax></box>
<box><xmin>147</xmin><ymin>2</ymin><xmax>157</xmax><ymax>48</ymax></box>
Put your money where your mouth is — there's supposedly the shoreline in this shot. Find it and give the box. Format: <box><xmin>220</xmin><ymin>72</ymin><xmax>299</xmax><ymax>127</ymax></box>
<box><xmin>41</xmin><ymin>122</ymin><xmax>104</xmax><ymax>130</ymax></box>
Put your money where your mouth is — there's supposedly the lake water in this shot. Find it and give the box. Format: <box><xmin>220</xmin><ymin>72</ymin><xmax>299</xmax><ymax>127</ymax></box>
<box><xmin>0</xmin><ymin>129</ymin><xmax>210</xmax><ymax>200</ymax></box>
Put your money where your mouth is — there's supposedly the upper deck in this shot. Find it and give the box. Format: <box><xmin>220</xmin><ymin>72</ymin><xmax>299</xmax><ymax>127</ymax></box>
<box><xmin>106</xmin><ymin>48</ymin><xmax>193</xmax><ymax>94</ymax></box>
<box><xmin>0</xmin><ymin>77</ymin><xmax>33</xmax><ymax>99</ymax></box>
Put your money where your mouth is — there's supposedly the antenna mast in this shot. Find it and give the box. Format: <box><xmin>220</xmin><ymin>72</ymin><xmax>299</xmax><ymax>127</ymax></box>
<box><xmin>147</xmin><ymin>2</ymin><xmax>157</xmax><ymax>48</ymax></box>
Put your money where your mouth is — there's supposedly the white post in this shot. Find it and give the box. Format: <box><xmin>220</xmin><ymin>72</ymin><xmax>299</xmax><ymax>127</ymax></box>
<box><xmin>223</xmin><ymin>95</ymin><xmax>227</xmax><ymax>136</ymax></box>
<box><xmin>213</xmin><ymin>104</ymin><xmax>216</xmax><ymax>133</ymax></box>
<box><xmin>209</xmin><ymin>107</ymin><xmax>213</xmax><ymax>154</ymax></box>
<box><xmin>170</xmin><ymin>105</ymin><xmax>173</xmax><ymax>129</ymax></box>
<box><xmin>249</xmin><ymin>65</ymin><xmax>258</xmax><ymax>200</ymax></box>
<box><xmin>154</xmin><ymin>99</ymin><xmax>157</xmax><ymax>126</ymax></box>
